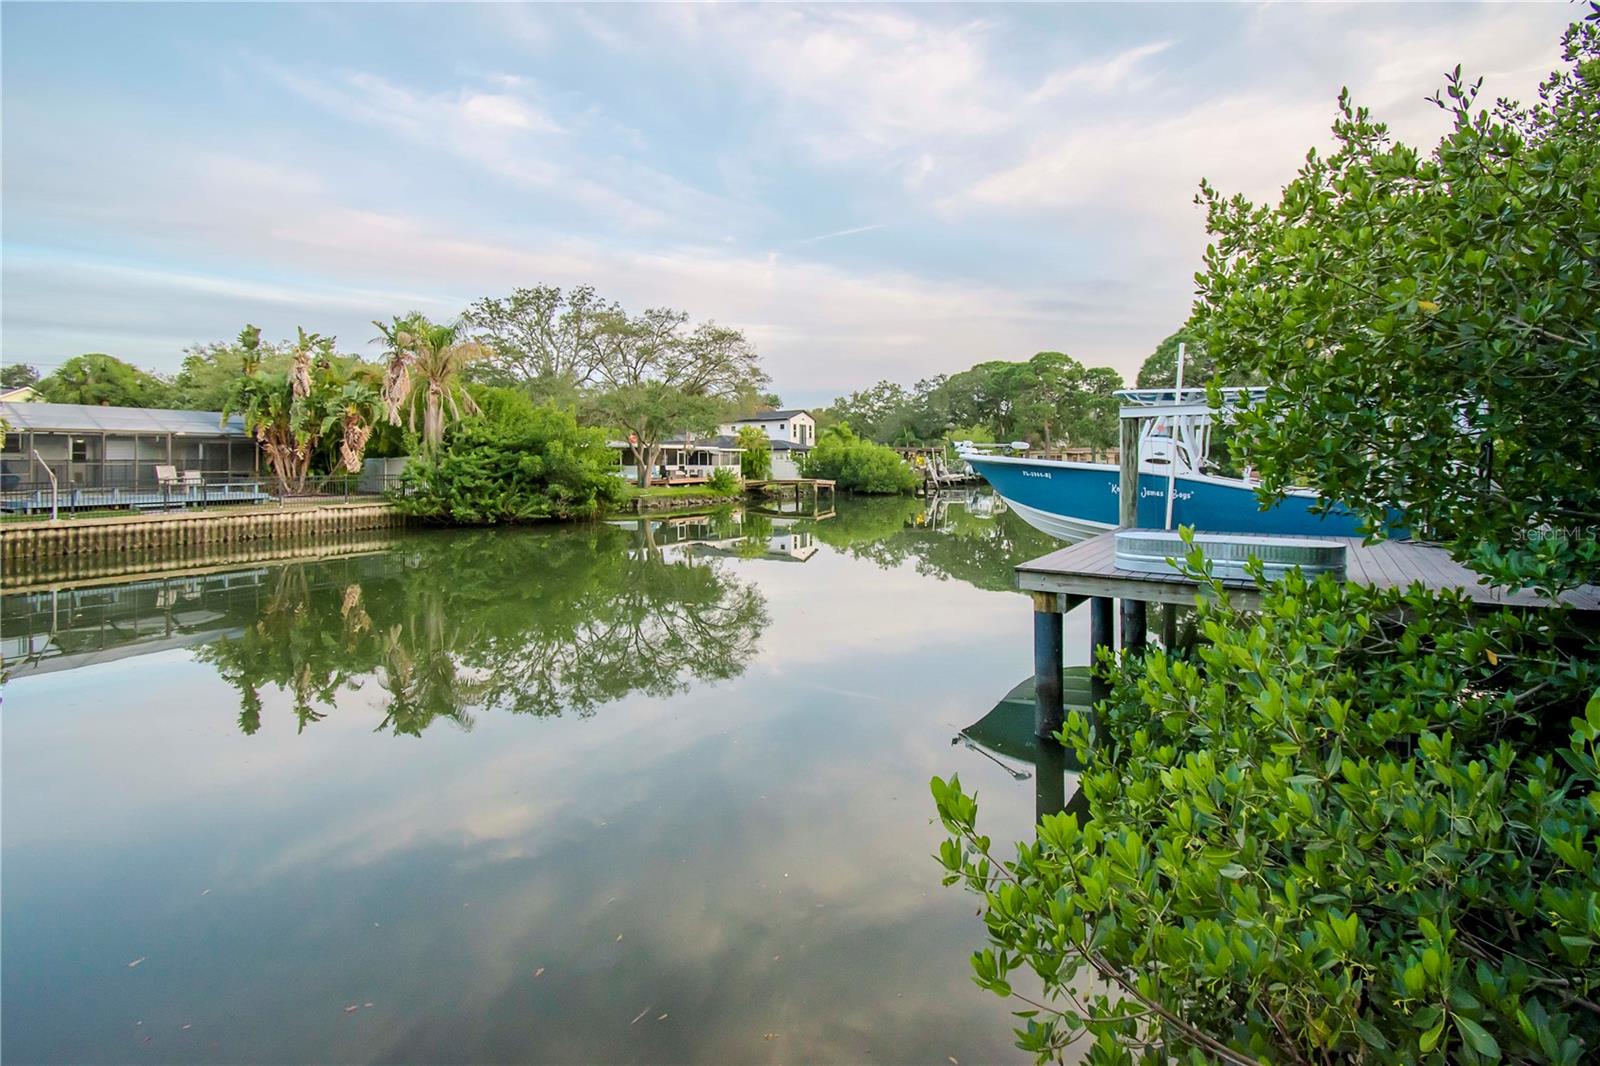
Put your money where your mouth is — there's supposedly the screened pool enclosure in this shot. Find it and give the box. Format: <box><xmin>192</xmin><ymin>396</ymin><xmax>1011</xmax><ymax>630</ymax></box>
<box><xmin>1</xmin><ymin>402</ymin><xmax>265</xmax><ymax>512</ymax></box>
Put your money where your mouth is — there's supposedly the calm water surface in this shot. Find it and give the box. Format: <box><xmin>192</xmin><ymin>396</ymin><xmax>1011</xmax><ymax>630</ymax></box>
<box><xmin>3</xmin><ymin>495</ymin><xmax>1094</xmax><ymax>1064</ymax></box>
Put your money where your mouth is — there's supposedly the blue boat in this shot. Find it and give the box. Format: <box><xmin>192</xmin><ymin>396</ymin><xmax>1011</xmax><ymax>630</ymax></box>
<box><xmin>961</xmin><ymin>388</ymin><xmax>1377</xmax><ymax>541</ymax></box>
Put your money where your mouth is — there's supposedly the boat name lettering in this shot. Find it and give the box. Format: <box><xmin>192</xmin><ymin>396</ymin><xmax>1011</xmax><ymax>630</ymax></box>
<box><xmin>1020</xmin><ymin>470</ymin><xmax>1052</xmax><ymax>479</ymax></box>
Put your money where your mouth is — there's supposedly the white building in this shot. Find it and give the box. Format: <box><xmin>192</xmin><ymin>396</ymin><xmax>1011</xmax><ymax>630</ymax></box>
<box><xmin>719</xmin><ymin>409</ymin><xmax>815</xmax><ymax>478</ymax></box>
<box><xmin>718</xmin><ymin>409</ymin><xmax>815</xmax><ymax>448</ymax></box>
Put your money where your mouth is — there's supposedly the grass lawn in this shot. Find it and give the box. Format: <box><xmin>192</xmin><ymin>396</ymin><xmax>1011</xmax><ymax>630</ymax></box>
<box><xmin>1</xmin><ymin>508</ymin><xmax>132</xmax><ymax>523</ymax></box>
<box><xmin>625</xmin><ymin>484</ymin><xmax>742</xmax><ymax>499</ymax></box>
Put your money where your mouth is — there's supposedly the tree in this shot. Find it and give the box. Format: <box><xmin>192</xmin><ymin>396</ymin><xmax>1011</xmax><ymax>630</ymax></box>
<box><xmin>1006</xmin><ymin>352</ymin><xmax>1122</xmax><ymax>451</ymax></box>
<box><xmin>590</xmin><ymin>307</ymin><xmax>767</xmax><ymax>486</ymax></box>
<box><xmin>800</xmin><ymin>424</ymin><xmax>920</xmax><ymax>493</ymax></box>
<box><xmin>936</xmin><ymin>15</ymin><xmax>1600</xmax><ymax>1065</ymax></box>
<box><xmin>174</xmin><ymin>327</ymin><xmax>283</xmax><ymax>409</ymax></box>
<box><xmin>1133</xmin><ymin>329</ymin><xmax>1230</xmax><ymax>389</ymax></box>
<box><xmin>371</xmin><ymin>314</ymin><xmax>419</xmax><ymax>429</ymax></box>
<box><xmin>397</xmin><ymin>317</ymin><xmax>487</xmax><ymax>454</ymax></box>
<box><xmin>38</xmin><ymin>353</ymin><xmax>173</xmax><ymax>407</ymax></box>
<box><xmin>1193</xmin><ymin>15</ymin><xmax>1600</xmax><ymax>589</ymax></box>
<box><xmin>223</xmin><ymin>327</ymin><xmax>381</xmax><ymax>492</ymax></box>
<box><xmin>735</xmin><ymin>425</ymin><xmax>772</xmax><ymax>479</ymax></box>
<box><xmin>1</xmin><ymin>363</ymin><xmax>40</xmax><ymax>389</ymax></box>
<box><xmin>815</xmin><ymin>380</ymin><xmax>914</xmax><ymax>442</ymax></box>
<box><xmin>395</xmin><ymin>401</ymin><xmax>627</xmax><ymax>524</ymax></box>
<box><xmin>462</xmin><ymin>284</ymin><xmax>618</xmax><ymax>403</ymax></box>
<box><xmin>936</xmin><ymin>557</ymin><xmax>1600</xmax><ymax>1065</ymax></box>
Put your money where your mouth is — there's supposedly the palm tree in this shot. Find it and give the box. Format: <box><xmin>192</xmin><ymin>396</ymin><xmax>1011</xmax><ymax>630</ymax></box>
<box><xmin>321</xmin><ymin>376</ymin><xmax>382</xmax><ymax>474</ymax></box>
<box><xmin>371</xmin><ymin>313</ymin><xmax>422</xmax><ymax>427</ymax></box>
<box><xmin>402</xmin><ymin>318</ymin><xmax>486</xmax><ymax>453</ymax></box>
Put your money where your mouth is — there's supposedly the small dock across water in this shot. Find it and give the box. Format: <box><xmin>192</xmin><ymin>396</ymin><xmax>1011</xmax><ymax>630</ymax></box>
<box><xmin>744</xmin><ymin>478</ymin><xmax>837</xmax><ymax>513</ymax></box>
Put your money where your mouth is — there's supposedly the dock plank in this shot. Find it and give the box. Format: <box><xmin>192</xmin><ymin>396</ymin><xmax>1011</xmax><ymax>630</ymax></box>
<box><xmin>1017</xmin><ymin>530</ymin><xmax>1600</xmax><ymax>618</ymax></box>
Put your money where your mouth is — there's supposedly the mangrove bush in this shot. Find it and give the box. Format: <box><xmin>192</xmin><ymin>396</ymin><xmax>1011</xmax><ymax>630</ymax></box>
<box><xmin>800</xmin><ymin>425</ymin><xmax>920</xmax><ymax>494</ymax></box>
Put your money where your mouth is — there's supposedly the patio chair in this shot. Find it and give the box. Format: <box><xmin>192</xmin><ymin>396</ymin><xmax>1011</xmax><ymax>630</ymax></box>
<box><xmin>155</xmin><ymin>465</ymin><xmax>179</xmax><ymax>487</ymax></box>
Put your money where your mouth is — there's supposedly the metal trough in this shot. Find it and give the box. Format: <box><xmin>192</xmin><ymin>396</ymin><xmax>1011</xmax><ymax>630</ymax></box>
<box><xmin>1114</xmin><ymin>529</ymin><xmax>1346</xmax><ymax>581</ymax></box>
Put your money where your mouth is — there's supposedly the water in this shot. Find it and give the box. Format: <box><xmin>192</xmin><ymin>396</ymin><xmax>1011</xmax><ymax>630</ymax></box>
<box><xmin>2</xmin><ymin>495</ymin><xmax>1095</xmax><ymax>1064</ymax></box>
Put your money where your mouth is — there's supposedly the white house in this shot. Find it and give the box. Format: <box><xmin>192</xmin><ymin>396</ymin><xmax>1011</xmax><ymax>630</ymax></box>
<box><xmin>718</xmin><ymin>409</ymin><xmax>815</xmax><ymax>448</ymax></box>
<box><xmin>718</xmin><ymin>409</ymin><xmax>815</xmax><ymax>478</ymax></box>
<box><xmin>611</xmin><ymin>434</ymin><xmax>743</xmax><ymax>483</ymax></box>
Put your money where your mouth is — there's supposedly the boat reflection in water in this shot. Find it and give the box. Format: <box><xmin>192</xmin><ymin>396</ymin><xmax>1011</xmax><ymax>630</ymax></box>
<box><xmin>956</xmin><ymin>669</ymin><xmax>1095</xmax><ymax>823</ymax></box>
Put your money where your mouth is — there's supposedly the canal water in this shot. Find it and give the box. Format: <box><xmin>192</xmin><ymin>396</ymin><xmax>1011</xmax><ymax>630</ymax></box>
<box><xmin>2</xmin><ymin>494</ymin><xmax>1096</xmax><ymax>1064</ymax></box>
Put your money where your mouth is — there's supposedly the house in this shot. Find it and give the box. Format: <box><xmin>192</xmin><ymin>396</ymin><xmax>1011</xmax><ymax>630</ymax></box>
<box><xmin>1</xmin><ymin>385</ymin><xmax>42</xmax><ymax>403</ymax></box>
<box><xmin>719</xmin><ymin>409</ymin><xmax>815</xmax><ymax>478</ymax></box>
<box><xmin>1</xmin><ymin>401</ymin><xmax>258</xmax><ymax>490</ymax></box>
<box><xmin>719</xmin><ymin>409</ymin><xmax>816</xmax><ymax>448</ymax></box>
<box><xmin>612</xmin><ymin>434</ymin><xmax>744</xmax><ymax>482</ymax></box>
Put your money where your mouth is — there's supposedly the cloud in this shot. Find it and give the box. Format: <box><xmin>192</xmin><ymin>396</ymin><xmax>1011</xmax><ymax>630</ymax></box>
<box><xmin>677</xmin><ymin>7</ymin><xmax>1012</xmax><ymax>157</ymax></box>
<box><xmin>796</xmin><ymin>223</ymin><xmax>887</xmax><ymax>246</ymax></box>
<box><xmin>1</xmin><ymin>1</ymin><xmax>1582</xmax><ymax>396</ymax></box>
<box><xmin>1029</xmin><ymin>39</ymin><xmax>1174</xmax><ymax>101</ymax></box>
<box><xmin>263</xmin><ymin>63</ymin><xmax>741</xmax><ymax>233</ymax></box>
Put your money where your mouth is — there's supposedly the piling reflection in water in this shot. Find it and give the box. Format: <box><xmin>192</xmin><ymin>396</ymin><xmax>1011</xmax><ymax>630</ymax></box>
<box><xmin>955</xmin><ymin>671</ymin><xmax>1091</xmax><ymax>824</ymax></box>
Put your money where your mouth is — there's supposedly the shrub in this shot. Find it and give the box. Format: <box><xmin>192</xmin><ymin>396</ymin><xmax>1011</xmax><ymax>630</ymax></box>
<box><xmin>705</xmin><ymin>466</ymin><xmax>742</xmax><ymax>496</ymax></box>
<box><xmin>735</xmin><ymin>426</ymin><xmax>772</xmax><ymax>480</ymax></box>
<box><xmin>800</xmin><ymin>424</ymin><xmax>920</xmax><ymax>494</ymax></box>
<box><xmin>934</xmin><ymin>548</ymin><xmax>1600</xmax><ymax>1065</ymax></box>
<box><xmin>395</xmin><ymin>403</ymin><xmax>625</xmax><ymax>524</ymax></box>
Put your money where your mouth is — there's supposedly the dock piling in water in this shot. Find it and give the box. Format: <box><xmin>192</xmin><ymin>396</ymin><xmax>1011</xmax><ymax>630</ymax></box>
<box><xmin>1030</xmin><ymin>591</ymin><xmax>1064</xmax><ymax>739</ymax></box>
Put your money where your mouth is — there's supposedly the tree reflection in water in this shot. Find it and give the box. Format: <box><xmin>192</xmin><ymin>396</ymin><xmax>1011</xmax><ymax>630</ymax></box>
<box><xmin>796</xmin><ymin>492</ymin><xmax>1061</xmax><ymax>592</ymax></box>
<box><xmin>197</xmin><ymin>522</ymin><xmax>769</xmax><ymax>736</ymax></box>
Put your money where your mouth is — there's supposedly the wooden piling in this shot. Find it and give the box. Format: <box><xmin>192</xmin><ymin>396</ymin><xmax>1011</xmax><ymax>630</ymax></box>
<box><xmin>1031</xmin><ymin>590</ymin><xmax>1064</xmax><ymax>740</ymax></box>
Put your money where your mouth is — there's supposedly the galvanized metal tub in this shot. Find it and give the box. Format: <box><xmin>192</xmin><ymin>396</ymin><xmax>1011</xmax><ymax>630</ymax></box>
<box><xmin>1114</xmin><ymin>530</ymin><xmax>1346</xmax><ymax>581</ymax></box>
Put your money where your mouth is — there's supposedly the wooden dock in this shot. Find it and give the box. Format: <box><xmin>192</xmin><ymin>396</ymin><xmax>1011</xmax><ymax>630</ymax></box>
<box><xmin>1015</xmin><ymin>527</ymin><xmax>1600</xmax><ymax>746</ymax></box>
<box><xmin>744</xmin><ymin>478</ymin><xmax>837</xmax><ymax>511</ymax></box>
<box><xmin>1017</xmin><ymin>532</ymin><xmax>1600</xmax><ymax>614</ymax></box>
<box><xmin>1010</xmin><ymin>398</ymin><xmax>1600</xmax><ymax>747</ymax></box>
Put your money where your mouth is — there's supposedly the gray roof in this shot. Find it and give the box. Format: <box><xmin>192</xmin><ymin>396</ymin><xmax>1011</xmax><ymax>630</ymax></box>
<box><xmin>1</xmin><ymin>402</ymin><xmax>248</xmax><ymax>436</ymax></box>
<box><xmin>769</xmin><ymin>439</ymin><xmax>811</xmax><ymax>451</ymax></box>
<box><xmin>609</xmin><ymin>434</ymin><xmax>744</xmax><ymax>452</ymax></box>
<box><xmin>731</xmin><ymin>409</ymin><xmax>810</xmax><ymax>422</ymax></box>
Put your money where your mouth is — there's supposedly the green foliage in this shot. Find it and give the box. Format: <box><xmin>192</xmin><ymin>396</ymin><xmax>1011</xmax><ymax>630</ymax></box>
<box><xmin>589</xmin><ymin>306</ymin><xmax>767</xmax><ymax>487</ymax></box>
<box><xmin>197</xmin><ymin>524</ymin><xmax>768</xmax><ymax>734</ymax></box>
<box><xmin>38</xmin><ymin>353</ymin><xmax>174</xmax><ymax>407</ymax></box>
<box><xmin>705</xmin><ymin>466</ymin><xmax>742</xmax><ymax>496</ymax></box>
<box><xmin>935</xmin><ymin>546</ymin><xmax>1600</xmax><ymax>1064</ymax></box>
<box><xmin>1193</xmin><ymin>15</ymin><xmax>1600</xmax><ymax>590</ymax></box>
<box><xmin>222</xmin><ymin>326</ymin><xmax>382</xmax><ymax>492</ymax></box>
<box><xmin>1134</xmin><ymin>329</ymin><xmax>1242</xmax><ymax>390</ymax></box>
<box><xmin>1</xmin><ymin>363</ymin><xmax>40</xmax><ymax>389</ymax></box>
<box><xmin>735</xmin><ymin>425</ymin><xmax>772</xmax><ymax>479</ymax></box>
<box><xmin>393</xmin><ymin>316</ymin><xmax>486</xmax><ymax>454</ymax></box>
<box><xmin>816</xmin><ymin>352</ymin><xmax>1122</xmax><ymax>449</ymax></box>
<box><xmin>800</xmin><ymin>424</ymin><xmax>920</xmax><ymax>494</ymax></box>
<box><xmin>461</xmin><ymin>284</ymin><xmax>616</xmax><ymax>404</ymax></box>
<box><xmin>396</xmin><ymin>403</ymin><xmax>625</xmax><ymax>524</ymax></box>
<box><xmin>804</xmin><ymin>494</ymin><xmax>1057</xmax><ymax>590</ymax></box>
<box><xmin>938</xmin><ymin>18</ymin><xmax>1600</xmax><ymax>1064</ymax></box>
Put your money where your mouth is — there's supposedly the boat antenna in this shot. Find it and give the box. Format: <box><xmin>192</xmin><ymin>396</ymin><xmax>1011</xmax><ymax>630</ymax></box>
<box><xmin>1164</xmin><ymin>341</ymin><xmax>1185</xmax><ymax>530</ymax></box>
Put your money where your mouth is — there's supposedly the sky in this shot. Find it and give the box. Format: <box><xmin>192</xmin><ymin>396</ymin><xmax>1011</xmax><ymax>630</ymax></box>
<box><xmin>0</xmin><ymin>2</ymin><xmax>1580</xmax><ymax>407</ymax></box>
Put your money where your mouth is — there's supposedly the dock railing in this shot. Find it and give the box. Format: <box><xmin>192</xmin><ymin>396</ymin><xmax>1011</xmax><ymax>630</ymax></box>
<box><xmin>0</xmin><ymin>470</ymin><xmax>410</xmax><ymax>520</ymax></box>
